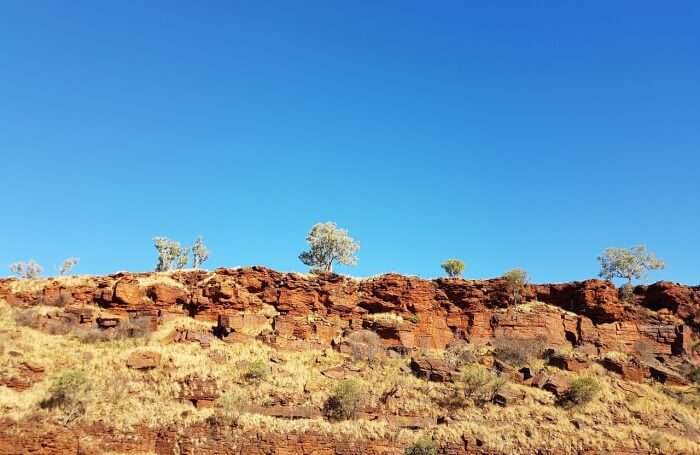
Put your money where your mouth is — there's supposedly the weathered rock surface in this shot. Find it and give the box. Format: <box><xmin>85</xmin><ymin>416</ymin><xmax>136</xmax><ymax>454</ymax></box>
<box><xmin>126</xmin><ymin>351</ymin><xmax>161</xmax><ymax>370</ymax></box>
<box><xmin>1</xmin><ymin>268</ymin><xmax>697</xmax><ymax>362</ymax></box>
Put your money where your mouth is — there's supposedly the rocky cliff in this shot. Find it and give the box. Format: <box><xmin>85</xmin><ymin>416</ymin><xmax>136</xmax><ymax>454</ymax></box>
<box><xmin>1</xmin><ymin>267</ymin><xmax>698</xmax><ymax>358</ymax></box>
<box><xmin>1</xmin><ymin>268</ymin><xmax>699</xmax><ymax>455</ymax></box>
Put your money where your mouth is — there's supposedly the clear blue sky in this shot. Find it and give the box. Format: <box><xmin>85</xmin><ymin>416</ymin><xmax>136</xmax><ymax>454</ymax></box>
<box><xmin>1</xmin><ymin>1</ymin><xmax>698</xmax><ymax>284</ymax></box>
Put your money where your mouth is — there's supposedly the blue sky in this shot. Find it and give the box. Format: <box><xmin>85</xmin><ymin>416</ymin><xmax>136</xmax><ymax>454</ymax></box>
<box><xmin>1</xmin><ymin>1</ymin><xmax>698</xmax><ymax>284</ymax></box>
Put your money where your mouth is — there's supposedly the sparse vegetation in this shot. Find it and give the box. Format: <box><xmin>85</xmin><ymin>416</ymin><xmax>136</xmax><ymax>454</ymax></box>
<box><xmin>191</xmin><ymin>236</ymin><xmax>210</xmax><ymax>269</ymax></box>
<box><xmin>323</xmin><ymin>379</ymin><xmax>365</xmax><ymax>421</ymax></box>
<box><xmin>441</xmin><ymin>259</ymin><xmax>465</xmax><ymax>278</ymax></box>
<box><xmin>1</xmin><ymin>296</ymin><xmax>700</xmax><ymax>454</ymax></box>
<box><xmin>493</xmin><ymin>336</ymin><xmax>545</xmax><ymax>367</ymax></box>
<box><xmin>405</xmin><ymin>439</ymin><xmax>437</xmax><ymax>455</ymax></box>
<box><xmin>59</xmin><ymin>257</ymin><xmax>80</xmax><ymax>276</ymax></box>
<box><xmin>346</xmin><ymin>329</ymin><xmax>382</xmax><ymax>364</ymax></box>
<box><xmin>9</xmin><ymin>260</ymin><xmax>43</xmax><ymax>279</ymax></box>
<box><xmin>444</xmin><ymin>340</ymin><xmax>477</xmax><ymax>369</ymax></box>
<box><xmin>244</xmin><ymin>359</ymin><xmax>270</xmax><ymax>383</ymax></box>
<box><xmin>460</xmin><ymin>364</ymin><xmax>499</xmax><ymax>403</ymax></box>
<box><xmin>502</xmin><ymin>268</ymin><xmax>528</xmax><ymax>304</ymax></box>
<box><xmin>558</xmin><ymin>376</ymin><xmax>600</xmax><ymax>408</ymax></box>
<box><xmin>153</xmin><ymin>236</ymin><xmax>190</xmax><ymax>271</ymax></box>
<box><xmin>40</xmin><ymin>370</ymin><xmax>91</xmax><ymax>424</ymax></box>
<box><xmin>598</xmin><ymin>245</ymin><xmax>665</xmax><ymax>285</ymax></box>
<box><xmin>299</xmin><ymin>222</ymin><xmax>359</xmax><ymax>273</ymax></box>
<box><xmin>688</xmin><ymin>366</ymin><xmax>700</xmax><ymax>384</ymax></box>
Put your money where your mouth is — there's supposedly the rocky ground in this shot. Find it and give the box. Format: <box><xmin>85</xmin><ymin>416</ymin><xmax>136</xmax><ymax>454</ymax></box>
<box><xmin>0</xmin><ymin>267</ymin><xmax>699</xmax><ymax>454</ymax></box>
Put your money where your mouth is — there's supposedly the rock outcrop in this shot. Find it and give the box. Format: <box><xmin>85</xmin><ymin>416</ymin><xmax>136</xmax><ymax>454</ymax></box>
<box><xmin>1</xmin><ymin>267</ymin><xmax>698</xmax><ymax>360</ymax></box>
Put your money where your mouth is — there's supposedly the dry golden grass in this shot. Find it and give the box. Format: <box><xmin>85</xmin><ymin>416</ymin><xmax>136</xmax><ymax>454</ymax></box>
<box><xmin>1</xmin><ymin>298</ymin><xmax>700</xmax><ymax>453</ymax></box>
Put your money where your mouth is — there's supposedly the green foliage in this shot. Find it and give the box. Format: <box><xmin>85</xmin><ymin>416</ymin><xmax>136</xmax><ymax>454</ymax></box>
<box><xmin>153</xmin><ymin>237</ymin><xmax>190</xmax><ymax>272</ymax></box>
<box><xmin>299</xmin><ymin>222</ymin><xmax>359</xmax><ymax>273</ymax></box>
<box><xmin>244</xmin><ymin>359</ymin><xmax>270</xmax><ymax>383</ymax></box>
<box><xmin>559</xmin><ymin>376</ymin><xmax>601</xmax><ymax>407</ymax></box>
<box><xmin>9</xmin><ymin>260</ymin><xmax>43</xmax><ymax>279</ymax></box>
<box><xmin>323</xmin><ymin>379</ymin><xmax>364</xmax><ymax>420</ymax></box>
<box><xmin>40</xmin><ymin>370</ymin><xmax>91</xmax><ymax>423</ymax></box>
<box><xmin>441</xmin><ymin>259</ymin><xmax>465</xmax><ymax>278</ymax></box>
<box><xmin>502</xmin><ymin>268</ymin><xmax>528</xmax><ymax>304</ymax></box>
<box><xmin>598</xmin><ymin>245</ymin><xmax>664</xmax><ymax>285</ymax></box>
<box><xmin>688</xmin><ymin>366</ymin><xmax>700</xmax><ymax>384</ymax></box>
<box><xmin>59</xmin><ymin>257</ymin><xmax>79</xmax><ymax>276</ymax></box>
<box><xmin>460</xmin><ymin>364</ymin><xmax>507</xmax><ymax>404</ymax></box>
<box><xmin>191</xmin><ymin>236</ymin><xmax>210</xmax><ymax>269</ymax></box>
<box><xmin>405</xmin><ymin>439</ymin><xmax>437</xmax><ymax>455</ymax></box>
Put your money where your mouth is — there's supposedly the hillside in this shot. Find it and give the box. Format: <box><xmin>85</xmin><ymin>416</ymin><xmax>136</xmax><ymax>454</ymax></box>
<box><xmin>1</xmin><ymin>267</ymin><xmax>699</xmax><ymax>454</ymax></box>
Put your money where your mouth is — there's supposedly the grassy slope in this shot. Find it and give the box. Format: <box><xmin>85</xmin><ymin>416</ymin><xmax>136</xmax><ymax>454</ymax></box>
<box><xmin>1</xmin><ymin>298</ymin><xmax>699</xmax><ymax>455</ymax></box>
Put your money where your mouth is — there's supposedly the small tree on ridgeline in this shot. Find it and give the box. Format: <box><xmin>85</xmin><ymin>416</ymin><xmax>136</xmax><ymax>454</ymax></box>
<box><xmin>191</xmin><ymin>236</ymin><xmax>210</xmax><ymax>269</ymax></box>
<box><xmin>597</xmin><ymin>245</ymin><xmax>664</xmax><ymax>301</ymax></box>
<box><xmin>9</xmin><ymin>260</ymin><xmax>43</xmax><ymax>279</ymax></box>
<box><xmin>153</xmin><ymin>237</ymin><xmax>190</xmax><ymax>272</ymax></box>
<box><xmin>59</xmin><ymin>257</ymin><xmax>80</xmax><ymax>276</ymax></box>
<box><xmin>441</xmin><ymin>259</ymin><xmax>465</xmax><ymax>278</ymax></box>
<box><xmin>502</xmin><ymin>268</ymin><xmax>528</xmax><ymax>305</ymax></box>
<box><xmin>597</xmin><ymin>245</ymin><xmax>664</xmax><ymax>285</ymax></box>
<box><xmin>298</xmin><ymin>222</ymin><xmax>359</xmax><ymax>273</ymax></box>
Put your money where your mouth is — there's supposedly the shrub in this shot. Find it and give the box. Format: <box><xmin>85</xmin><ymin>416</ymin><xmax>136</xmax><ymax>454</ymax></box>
<box><xmin>73</xmin><ymin>316</ymin><xmax>152</xmax><ymax>343</ymax></box>
<box><xmin>244</xmin><ymin>359</ymin><xmax>270</xmax><ymax>383</ymax></box>
<box><xmin>493</xmin><ymin>336</ymin><xmax>545</xmax><ymax>367</ymax></box>
<box><xmin>460</xmin><ymin>364</ymin><xmax>506</xmax><ymax>404</ymax></box>
<box><xmin>323</xmin><ymin>379</ymin><xmax>364</xmax><ymax>420</ymax></box>
<box><xmin>191</xmin><ymin>236</ymin><xmax>210</xmax><ymax>269</ymax></box>
<box><xmin>502</xmin><ymin>268</ymin><xmax>528</xmax><ymax>304</ymax></box>
<box><xmin>215</xmin><ymin>390</ymin><xmax>243</xmax><ymax>421</ymax></box>
<box><xmin>559</xmin><ymin>376</ymin><xmax>600</xmax><ymax>407</ymax></box>
<box><xmin>153</xmin><ymin>237</ymin><xmax>190</xmax><ymax>272</ymax></box>
<box><xmin>12</xmin><ymin>308</ymin><xmax>39</xmax><ymax>328</ymax></box>
<box><xmin>347</xmin><ymin>330</ymin><xmax>382</xmax><ymax>364</ymax></box>
<box><xmin>441</xmin><ymin>259</ymin><xmax>465</xmax><ymax>278</ymax></box>
<box><xmin>405</xmin><ymin>439</ymin><xmax>437</xmax><ymax>455</ymax></box>
<box><xmin>9</xmin><ymin>260</ymin><xmax>43</xmax><ymax>279</ymax></box>
<box><xmin>40</xmin><ymin>370</ymin><xmax>91</xmax><ymax>424</ymax></box>
<box><xmin>444</xmin><ymin>340</ymin><xmax>477</xmax><ymax>369</ymax></box>
<box><xmin>687</xmin><ymin>366</ymin><xmax>700</xmax><ymax>384</ymax></box>
<box><xmin>59</xmin><ymin>257</ymin><xmax>79</xmax><ymax>276</ymax></box>
<box><xmin>299</xmin><ymin>222</ymin><xmax>359</xmax><ymax>273</ymax></box>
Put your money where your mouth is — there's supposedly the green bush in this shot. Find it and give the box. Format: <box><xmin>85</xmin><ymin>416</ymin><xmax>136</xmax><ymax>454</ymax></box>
<box><xmin>244</xmin><ymin>359</ymin><xmax>270</xmax><ymax>383</ymax></box>
<box><xmin>687</xmin><ymin>366</ymin><xmax>700</xmax><ymax>384</ymax></box>
<box><xmin>405</xmin><ymin>439</ymin><xmax>437</xmax><ymax>455</ymax></box>
<box><xmin>40</xmin><ymin>370</ymin><xmax>91</xmax><ymax>423</ymax></box>
<box><xmin>460</xmin><ymin>364</ymin><xmax>506</xmax><ymax>405</ymax></box>
<box><xmin>323</xmin><ymin>379</ymin><xmax>364</xmax><ymax>420</ymax></box>
<box><xmin>441</xmin><ymin>259</ymin><xmax>465</xmax><ymax>278</ymax></box>
<box><xmin>559</xmin><ymin>376</ymin><xmax>601</xmax><ymax>407</ymax></box>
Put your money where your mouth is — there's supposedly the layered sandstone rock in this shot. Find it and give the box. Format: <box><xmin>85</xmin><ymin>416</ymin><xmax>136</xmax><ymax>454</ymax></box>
<box><xmin>1</xmin><ymin>268</ymin><xmax>698</xmax><ymax>361</ymax></box>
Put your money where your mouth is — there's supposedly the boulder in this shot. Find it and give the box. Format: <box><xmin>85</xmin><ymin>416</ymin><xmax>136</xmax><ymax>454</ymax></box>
<box><xmin>548</xmin><ymin>353</ymin><xmax>592</xmax><ymax>372</ymax></box>
<box><xmin>126</xmin><ymin>351</ymin><xmax>161</xmax><ymax>370</ymax></box>
<box><xmin>410</xmin><ymin>357</ymin><xmax>452</xmax><ymax>382</ymax></box>
<box><xmin>542</xmin><ymin>375</ymin><xmax>570</xmax><ymax>398</ymax></box>
<box><xmin>601</xmin><ymin>357</ymin><xmax>648</xmax><ymax>383</ymax></box>
<box><xmin>114</xmin><ymin>278</ymin><xmax>144</xmax><ymax>306</ymax></box>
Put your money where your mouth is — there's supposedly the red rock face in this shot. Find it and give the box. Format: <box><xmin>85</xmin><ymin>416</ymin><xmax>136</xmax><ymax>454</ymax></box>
<box><xmin>1</xmin><ymin>268</ymin><xmax>698</xmax><ymax>359</ymax></box>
